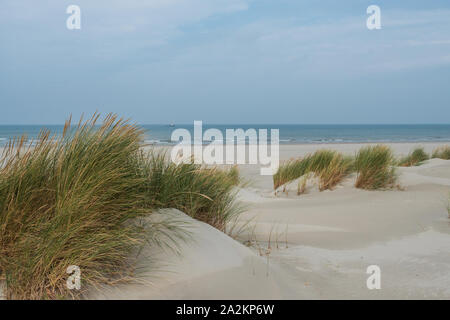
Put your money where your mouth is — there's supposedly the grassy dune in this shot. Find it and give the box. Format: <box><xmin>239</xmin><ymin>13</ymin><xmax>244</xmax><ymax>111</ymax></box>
<box><xmin>308</xmin><ymin>150</ymin><xmax>354</xmax><ymax>191</ymax></box>
<box><xmin>273</xmin><ymin>156</ymin><xmax>311</xmax><ymax>190</ymax></box>
<box><xmin>274</xmin><ymin>145</ymin><xmax>399</xmax><ymax>192</ymax></box>
<box><xmin>140</xmin><ymin>152</ymin><xmax>243</xmax><ymax>233</ymax></box>
<box><xmin>0</xmin><ymin>115</ymin><xmax>152</xmax><ymax>299</ymax></box>
<box><xmin>0</xmin><ymin>114</ymin><xmax>242</xmax><ymax>299</ymax></box>
<box><xmin>273</xmin><ymin>149</ymin><xmax>354</xmax><ymax>192</ymax></box>
<box><xmin>2</xmin><ymin>115</ymin><xmax>448</xmax><ymax>299</ymax></box>
<box><xmin>398</xmin><ymin>147</ymin><xmax>429</xmax><ymax>167</ymax></box>
<box><xmin>432</xmin><ymin>145</ymin><xmax>450</xmax><ymax>160</ymax></box>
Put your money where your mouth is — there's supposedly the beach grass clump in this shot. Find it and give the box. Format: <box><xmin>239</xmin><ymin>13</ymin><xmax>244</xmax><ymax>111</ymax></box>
<box><xmin>307</xmin><ymin>149</ymin><xmax>337</xmax><ymax>172</ymax></box>
<box><xmin>317</xmin><ymin>154</ymin><xmax>354</xmax><ymax>191</ymax></box>
<box><xmin>0</xmin><ymin>114</ymin><xmax>161</xmax><ymax>299</ymax></box>
<box><xmin>354</xmin><ymin>145</ymin><xmax>397</xmax><ymax>190</ymax></box>
<box><xmin>398</xmin><ymin>147</ymin><xmax>429</xmax><ymax>167</ymax></box>
<box><xmin>273</xmin><ymin>150</ymin><xmax>354</xmax><ymax>191</ymax></box>
<box><xmin>225</xmin><ymin>165</ymin><xmax>241</xmax><ymax>186</ymax></box>
<box><xmin>0</xmin><ymin>114</ymin><xmax>245</xmax><ymax>300</ymax></box>
<box><xmin>432</xmin><ymin>145</ymin><xmax>450</xmax><ymax>160</ymax></box>
<box><xmin>273</xmin><ymin>156</ymin><xmax>311</xmax><ymax>190</ymax></box>
<box><xmin>140</xmin><ymin>152</ymin><xmax>243</xmax><ymax>233</ymax></box>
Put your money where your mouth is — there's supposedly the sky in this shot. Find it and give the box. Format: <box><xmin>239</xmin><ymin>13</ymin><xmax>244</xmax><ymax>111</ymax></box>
<box><xmin>1</xmin><ymin>0</ymin><xmax>450</xmax><ymax>124</ymax></box>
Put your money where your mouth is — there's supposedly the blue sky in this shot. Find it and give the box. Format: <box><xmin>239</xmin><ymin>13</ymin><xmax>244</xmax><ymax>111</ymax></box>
<box><xmin>1</xmin><ymin>0</ymin><xmax>450</xmax><ymax>124</ymax></box>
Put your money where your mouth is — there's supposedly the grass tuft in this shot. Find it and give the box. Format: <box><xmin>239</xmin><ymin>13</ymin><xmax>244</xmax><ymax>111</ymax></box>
<box><xmin>0</xmin><ymin>114</ymin><xmax>156</xmax><ymax>299</ymax></box>
<box><xmin>274</xmin><ymin>150</ymin><xmax>354</xmax><ymax>191</ymax></box>
<box><xmin>273</xmin><ymin>156</ymin><xmax>311</xmax><ymax>190</ymax></box>
<box><xmin>225</xmin><ymin>165</ymin><xmax>241</xmax><ymax>186</ymax></box>
<box><xmin>0</xmin><ymin>114</ymin><xmax>242</xmax><ymax>300</ymax></box>
<box><xmin>317</xmin><ymin>154</ymin><xmax>354</xmax><ymax>191</ymax></box>
<box><xmin>397</xmin><ymin>147</ymin><xmax>429</xmax><ymax>167</ymax></box>
<box><xmin>139</xmin><ymin>151</ymin><xmax>244</xmax><ymax>234</ymax></box>
<box><xmin>432</xmin><ymin>145</ymin><xmax>450</xmax><ymax>160</ymax></box>
<box><xmin>354</xmin><ymin>145</ymin><xmax>397</xmax><ymax>190</ymax></box>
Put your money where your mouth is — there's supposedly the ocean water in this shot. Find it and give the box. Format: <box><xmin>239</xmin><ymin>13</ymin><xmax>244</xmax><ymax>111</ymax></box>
<box><xmin>0</xmin><ymin>124</ymin><xmax>450</xmax><ymax>146</ymax></box>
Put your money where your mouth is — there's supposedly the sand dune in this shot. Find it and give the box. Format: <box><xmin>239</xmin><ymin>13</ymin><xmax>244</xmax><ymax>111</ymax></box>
<box><xmin>233</xmin><ymin>145</ymin><xmax>450</xmax><ymax>299</ymax></box>
<box><xmin>89</xmin><ymin>209</ymin><xmax>298</xmax><ymax>299</ymax></box>
<box><xmin>3</xmin><ymin>143</ymin><xmax>448</xmax><ymax>299</ymax></box>
<box><xmin>91</xmin><ymin>143</ymin><xmax>450</xmax><ymax>299</ymax></box>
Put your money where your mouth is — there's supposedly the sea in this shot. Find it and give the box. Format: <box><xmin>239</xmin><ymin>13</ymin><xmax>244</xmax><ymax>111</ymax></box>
<box><xmin>0</xmin><ymin>124</ymin><xmax>450</xmax><ymax>146</ymax></box>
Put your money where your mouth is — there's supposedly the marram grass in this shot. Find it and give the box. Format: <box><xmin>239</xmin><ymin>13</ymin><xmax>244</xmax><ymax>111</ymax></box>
<box><xmin>139</xmin><ymin>151</ymin><xmax>244</xmax><ymax>233</ymax></box>
<box><xmin>273</xmin><ymin>156</ymin><xmax>311</xmax><ymax>190</ymax></box>
<box><xmin>317</xmin><ymin>154</ymin><xmax>354</xmax><ymax>191</ymax></box>
<box><xmin>273</xmin><ymin>150</ymin><xmax>354</xmax><ymax>192</ymax></box>
<box><xmin>0</xmin><ymin>114</ymin><xmax>154</xmax><ymax>299</ymax></box>
<box><xmin>354</xmin><ymin>145</ymin><xmax>397</xmax><ymax>190</ymax></box>
<box><xmin>0</xmin><ymin>114</ymin><xmax>241</xmax><ymax>300</ymax></box>
<box><xmin>432</xmin><ymin>145</ymin><xmax>450</xmax><ymax>160</ymax></box>
<box><xmin>397</xmin><ymin>147</ymin><xmax>429</xmax><ymax>167</ymax></box>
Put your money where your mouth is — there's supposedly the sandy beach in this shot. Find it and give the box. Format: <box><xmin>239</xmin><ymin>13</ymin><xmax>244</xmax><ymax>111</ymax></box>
<box><xmin>81</xmin><ymin>142</ymin><xmax>450</xmax><ymax>300</ymax></box>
